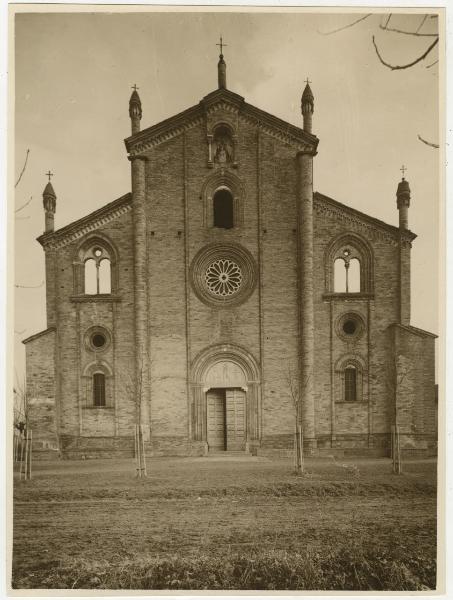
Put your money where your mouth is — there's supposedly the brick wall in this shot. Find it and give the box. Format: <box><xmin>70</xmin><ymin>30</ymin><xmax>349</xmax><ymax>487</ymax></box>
<box><xmin>27</xmin><ymin>96</ymin><xmax>437</xmax><ymax>458</ymax></box>
<box><xmin>24</xmin><ymin>329</ymin><xmax>59</xmax><ymax>455</ymax></box>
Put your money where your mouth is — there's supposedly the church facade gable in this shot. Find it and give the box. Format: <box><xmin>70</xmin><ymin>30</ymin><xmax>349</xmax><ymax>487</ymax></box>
<box><xmin>24</xmin><ymin>51</ymin><xmax>437</xmax><ymax>460</ymax></box>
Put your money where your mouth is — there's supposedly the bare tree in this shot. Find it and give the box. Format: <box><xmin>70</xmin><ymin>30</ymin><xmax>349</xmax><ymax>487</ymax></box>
<box><xmin>120</xmin><ymin>350</ymin><xmax>148</xmax><ymax>478</ymax></box>
<box><xmin>319</xmin><ymin>13</ymin><xmax>439</xmax><ymax>148</ymax></box>
<box><xmin>284</xmin><ymin>362</ymin><xmax>308</xmax><ymax>475</ymax></box>
<box><xmin>15</xmin><ymin>149</ymin><xmax>30</xmax><ymax>188</ymax></box>
<box><xmin>13</xmin><ymin>375</ymin><xmax>34</xmax><ymax>479</ymax></box>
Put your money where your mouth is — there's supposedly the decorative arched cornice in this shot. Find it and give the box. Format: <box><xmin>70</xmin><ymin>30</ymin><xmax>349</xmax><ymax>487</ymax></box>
<box><xmin>324</xmin><ymin>231</ymin><xmax>374</xmax><ymax>294</ymax></box>
<box><xmin>75</xmin><ymin>232</ymin><xmax>119</xmax><ymax>264</ymax></box>
<box><xmin>210</xmin><ymin>120</ymin><xmax>236</xmax><ymax>136</ymax></box>
<box><xmin>334</xmin><ymin>353</ymin><xmax>367</xmax><ymax>372</ymax></box>
<box><xmin>191</xmin><ymin>343</ymin><xmax>260</xmax><ymax>384</ymax></box>
<box><xmin>202</xmin><ymin>170</ymin><xmax>245</xmax><ymax>201</ymax></box>
<box><xmin>82</xmin><ymin>360</ymin><xmax>113</xmax><ymax>377</ymax></box>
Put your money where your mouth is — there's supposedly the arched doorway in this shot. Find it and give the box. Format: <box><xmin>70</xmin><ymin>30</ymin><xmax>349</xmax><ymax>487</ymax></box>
<box><xmin>190</xmin><ymin>344</ymin><xmax>261</xmax><ymax>452</ymax></box>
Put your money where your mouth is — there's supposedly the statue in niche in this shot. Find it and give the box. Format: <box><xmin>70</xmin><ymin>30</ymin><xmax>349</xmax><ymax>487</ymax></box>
<box><xmin>213</xmin><ymin>127</ymin><xmax>233</xmax><ymax>164</ymax></box>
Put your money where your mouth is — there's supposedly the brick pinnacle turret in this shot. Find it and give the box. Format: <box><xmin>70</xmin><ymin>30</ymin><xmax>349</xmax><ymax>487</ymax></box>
<box><xmin>396</xmin><ymin>171</ymin><xmax>411</xmax><ymax>230</ymax></box>
<box><xmin>301</xmin><ymin>79</ymin><xmax>314</xmax><ymax>133</ymax></box>
<box><xmin>129</xmin><ymin>84</ymin><xmax>142</xmax><ymax>136</ymax></box>
<box><xmin>42</xmin><ymin>176</ymin><xmax>56</xmax><ymax>233</ymax></box>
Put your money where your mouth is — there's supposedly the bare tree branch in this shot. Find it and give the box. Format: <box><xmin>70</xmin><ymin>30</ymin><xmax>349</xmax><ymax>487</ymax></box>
<box><xmin>416</xmin><ymin>14</ymin><xmax>428</xmax><ymax>33</ymax></box>
<box><xmin>15</xmin><ymin>329</ymin><xmax>26</xmax><ymax>335</ymax></box>
<box><xmin>15</xmin><ymin>149</ymin><xmax>30</xmax><ymax>188</ymax></box>
<box><xmin>15</xmin><ymin>281</ymin><xmax>44</xmax><ymax>289</ymax></box>
<box><xmin>383</xmin><ymin>13</ymin><xmax>392</xmax><ymax>29</ymax></box>
<box><xmin>417</xmin><ymin>134</ymin><xmax>439</xmax><ymax>149</ymax></box>
<box><xmin>379</xmin><ymin>23</ymin><xmax>438</xmax><ymax>37</ymax></box>
<box><xmin>426</xmin><ymin>59</ymin><xmax>439</xmax><ymax>69</ymax></box>
<box><xmin>372</xmin><ymin>35</ymin><xmax>439</xmax><ymax>70</ymax></box>
<box><xmin>319</xmin><ymin>14</ymin><xmax>372</xmax><ymax>35</ymax></box>
<box><xmin>15</xmin><ymin>196</ymin><xmax>33</xmax><ymax>214</ymax></box>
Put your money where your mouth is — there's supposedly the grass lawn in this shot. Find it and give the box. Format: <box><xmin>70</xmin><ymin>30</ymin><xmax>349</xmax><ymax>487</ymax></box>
<box><xmin>12</xmin><ymin>455</ymin><xmax>437</xmax><ymax>591</ymax></box>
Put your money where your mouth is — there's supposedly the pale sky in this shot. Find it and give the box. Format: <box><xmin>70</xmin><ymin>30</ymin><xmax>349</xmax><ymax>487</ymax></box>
<box><xmin>13</xmin><ymin>9</ymin><xmax>441</xmax><ymax>380</ymax></box>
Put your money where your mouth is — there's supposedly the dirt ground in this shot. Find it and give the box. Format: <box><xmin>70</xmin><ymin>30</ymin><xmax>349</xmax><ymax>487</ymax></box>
<box><xmin>11</xmin><ymin>456</ymin><xmax>437</xmax><ymax>590</ymax></box>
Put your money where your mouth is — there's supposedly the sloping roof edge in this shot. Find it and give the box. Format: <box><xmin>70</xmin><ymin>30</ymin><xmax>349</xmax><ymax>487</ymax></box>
<box><xmin>22</xmin><ymin>327</ymin><xmax>56</xmax><ymax>345</ymax></box>
<box><xmin>37</xmin><ymin>193</ymin><xmax>132</xmax><ymax>249</ymax></box>
<box><xmin>314</xmin><ymin>192</ymin><xmax>417</xmax><ymax>243</ymax></box>
<box><xmin>390</xmin><ymin>323</ymin><xmax>438</xmax><ymax>339</ymax></box>
<box><xmin>125</xmin><ymin>88</ymin><xmax>318</xmax><ymax>154</ymax></box>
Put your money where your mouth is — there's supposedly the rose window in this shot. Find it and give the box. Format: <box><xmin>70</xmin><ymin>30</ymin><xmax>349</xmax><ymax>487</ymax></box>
<box><xmin>205</xmin><ymin>259</ymin><xmax>243</xmax><ymax>297</ymax></box>
<box><xmin>190</xmin><ymin>243</ymin><xmax>256</xmax><ymax>306</ymax></box>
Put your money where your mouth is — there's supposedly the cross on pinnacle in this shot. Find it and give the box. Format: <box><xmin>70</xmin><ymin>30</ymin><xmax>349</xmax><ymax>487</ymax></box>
<box><xmin>305</xmin><ymin>78</ymin><xmax>312</xmax><ymax>85</ymax></box>
<box><xmin>45</xmin><ymin>170</ymin><xmax>54</xmax><ymax>182</ymax></box>
<box><xmin>131</xmin><ymin>84</ymin><xmax>139</xmax><ymax>91</ymax></box>
<box><xmin>216</xmin><ymin>36</ymin><xmax>227</xmax><ymax>56</ymax></box>
<box><xmin>400</xmin><ymin>164</ymin><xmax>407</xmax><ymax>179</ymax></box>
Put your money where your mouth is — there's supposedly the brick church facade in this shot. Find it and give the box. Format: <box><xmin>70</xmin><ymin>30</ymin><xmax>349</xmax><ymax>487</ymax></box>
<box><xmin>23</xmin><ymin>52</ymin><xmax>437</xmax><ymax>459</ymax></box>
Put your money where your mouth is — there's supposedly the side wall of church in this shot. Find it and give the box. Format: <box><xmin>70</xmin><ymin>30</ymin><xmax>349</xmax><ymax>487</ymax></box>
<box><xmin>392</xmin><ymin>326</ymin><xmax>437</xmax><ymax>455</ymax></box>
<box><xmin>52</xmin><ymin>209</ymin><xmax>137</xmax><ymax>457</ymax></box>
<box><xmin>313</xmin><ymin>204</ymin><xmax>402</xmax><ymax>452</ymax></box>
<box><xmin>25</xmin><ymin>330</ymin><xmax>59</xmax><ymax>457</ymax></box>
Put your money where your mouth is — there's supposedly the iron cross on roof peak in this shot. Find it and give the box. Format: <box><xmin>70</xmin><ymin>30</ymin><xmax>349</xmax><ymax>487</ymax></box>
<box><xmin>45</xmin><ymin>170</ymin><xmax>54</xmax><ymax>182</ymax></box>
<box><xmin>131</xmin><ymin>84</ymin><xmax>139</xmax><ymax>92</ymax></box>
<box><xmin>216</xmin><ymin>36</ymin><xmax>228</xmax><ymax>55</ymax></box>
<box><xmin>305</xmin><ymin>78</ymin><xmax>312</xmax><ymax>85</ymax></box>
<box><xmin>400</xmin><ymin>164</ymin><xmax>407</xmax><ymax>178</ymax></box>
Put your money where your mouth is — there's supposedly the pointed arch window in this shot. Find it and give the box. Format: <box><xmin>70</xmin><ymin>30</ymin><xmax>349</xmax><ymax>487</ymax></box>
<box><xmin>344</xmin><ymin>367</ymin><xmax>357</xmax><ymax>402</ymax></box>
<box><xmin>82</xmin><ymin>361</ymin><xmax>113</xmax><ymax>408</ymax></box>
<box><xmin>75</xmin><ymin>237</ymin><xmax>117</xmax><ymax>297</ymax></box>
<box><xmin>93</xmin><ymin>372</ymin><xmax>106</xmax><ymax>407</ymax></box>
<box><xmin>213</xmin><ymin>189</ymin><xmax>234</xmax><ymax>229</ymax></box>
<box><xmin>84</xmin><ymin>247</ymin><xmax>111</xmax><ymax>294</ymax></box>
<box><xmin>334</xmin><ymin>253</ymin><xmax>361</xmax><ymax>293</ymax></box>
<box><xmin>335</xmin><ymin>356</ymin><xmax>367</xmax><ymax>404</ymax></box>
<box><xmin>326</xmin><ymin>234</ymin><xmax>373</xmax><ymax>295</ymax></box>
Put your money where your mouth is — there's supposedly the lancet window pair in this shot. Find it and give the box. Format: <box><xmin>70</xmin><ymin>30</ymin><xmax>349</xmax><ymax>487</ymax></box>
<box><xmin>327</xmin><ymin>234</ymin><xmax>373</xmax><ymax>295</ymax></box>
<box><xmin>84</xmin><ymin>247</ymin><xmax>111</xmax><ymax>294</ymax></box>
<box><xmin>334</xmin><ymin>250</ymin><xmax>361</xmax><ymax>293</ymax></box>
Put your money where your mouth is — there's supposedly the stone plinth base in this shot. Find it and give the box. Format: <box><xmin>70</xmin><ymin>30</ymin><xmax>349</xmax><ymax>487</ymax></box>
<box><xmin>55</xmin><ymin>432</ymin><xmax>437</xmax><ymax>459</ymax></box>
<box><xmin>146</xmin><ymin>437</ymin><xmax>207</xmax><ymax>457</ymax></box>
<box><xmin>60</xmin><ymin>435</ymin><xmax>135</xmax><ymax>459</ymax></box>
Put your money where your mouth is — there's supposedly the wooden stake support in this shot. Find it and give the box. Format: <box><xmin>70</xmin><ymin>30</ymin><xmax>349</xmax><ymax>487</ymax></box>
<box><xmin>298</xmin><ymin>424</ymin><xmax>304</xmax><ymax>474</ymax></box>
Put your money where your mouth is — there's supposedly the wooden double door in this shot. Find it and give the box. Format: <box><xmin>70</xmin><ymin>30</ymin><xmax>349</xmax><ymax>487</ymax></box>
<box><xmin>206</xmin><ymin>388</ymin><xmax>246</xmax><ymax>451</ymax></box>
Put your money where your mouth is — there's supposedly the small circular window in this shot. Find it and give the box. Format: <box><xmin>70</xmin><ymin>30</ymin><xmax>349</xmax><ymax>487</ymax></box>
<box><xmin>85</xmin><ymin>326</ymin><xmax>111</xmax><ymax>352</ymax></box>
<box><xmin>92</xmin><ymin>333</ymin><xmax>106</xmax><ymax>348</ymax></box>
<box><xmin>342</xmin><ymin>320</ymin><xmax>357</xmax><ymax>335</ymax></box>
<box><xmin>336</xmin><ymin>313</ymin><xmax>365</xmax><ymax>341</ymax></box>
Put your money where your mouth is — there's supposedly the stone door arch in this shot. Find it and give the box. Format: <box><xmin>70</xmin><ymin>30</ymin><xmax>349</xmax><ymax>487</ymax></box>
<box><xmin>190</xmin><ymin>344</ymin><xmax>261</xmax><ymax>447</ymax></box>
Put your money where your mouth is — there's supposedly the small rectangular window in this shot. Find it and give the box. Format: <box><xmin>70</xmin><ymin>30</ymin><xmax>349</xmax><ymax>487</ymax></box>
<box><xmin>93</xmin><ymin>373</ymin><xmax>106</xmax><ymax>407</ymax></box>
